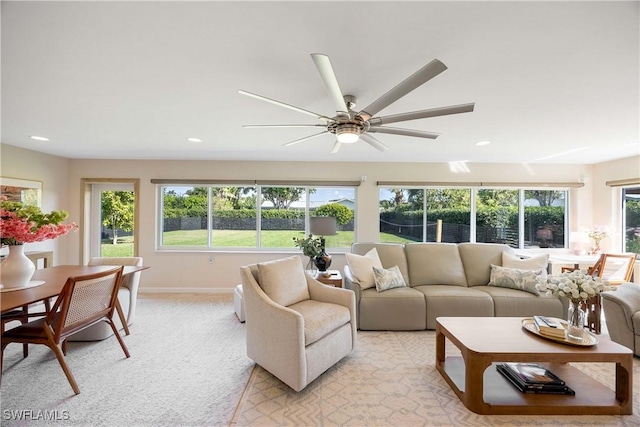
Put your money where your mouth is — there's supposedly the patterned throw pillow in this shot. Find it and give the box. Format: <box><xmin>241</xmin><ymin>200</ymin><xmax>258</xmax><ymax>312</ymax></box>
<box><xmin>502</xmin><ymin>252</ymin><xmax>548</xmax><ymax>278</ymax></box>
<box><xmin>372</xmin><ymin>265</ymin><xmax>407</xmax><ymax>293</ymax></box>
<box><xmin>488</xmin><ymin>264</ymin><xmax>544</xmax><ymax>295</ymax></box>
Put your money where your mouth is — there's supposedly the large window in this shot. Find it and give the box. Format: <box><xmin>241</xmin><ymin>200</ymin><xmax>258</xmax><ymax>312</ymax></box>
<box><xmin>476</xmin><ymin>189</ymin><xmax>519</xmax><ymax>246</ymax></box>
<box><xmin>157</xmin><ymin>183</ymin><xmax>356</xmax><ymax>251</ymax></box>
<box><xmin>379</xmin><ymin>188</ymin><xmax>423</xmax><ymax>243</ymax></box>
<box><xmin>379</xmin><ymin>187</ymin><xmax>567</xmax><ymax>248</ymax></box>
<box><xmin>623</xmin><ymin>187</ymin><xmax>640</xmax><ymax>254</ymax></box>
<box><xmin>427</xmin><ymin>189</ymin><xmax>471</xmax><ymax>243</ymax></box>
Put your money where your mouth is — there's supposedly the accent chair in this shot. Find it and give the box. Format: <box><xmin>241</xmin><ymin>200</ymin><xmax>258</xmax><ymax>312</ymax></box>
<box><xmin>240</xmin><ymin>256</ymin><xmax>357</xmax><ymax>392</ymax></box>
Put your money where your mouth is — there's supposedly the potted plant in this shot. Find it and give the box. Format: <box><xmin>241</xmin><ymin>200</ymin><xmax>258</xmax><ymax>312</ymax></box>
<box><xmin>0</xmin><ymin>196</ymin><xmax>77</xmax><ymax>287</ymax></box>
<box><xmin>293</xmin><ymin>234</ymin><xmax>323</xmax><ymax>273</ymax></box>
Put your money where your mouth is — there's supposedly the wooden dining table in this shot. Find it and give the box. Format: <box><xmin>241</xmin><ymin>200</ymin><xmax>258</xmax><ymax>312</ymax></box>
<box><xmin>1</xmin><ymin>265</ymin><xmax>149</xmax><ymax>333</ymax></box>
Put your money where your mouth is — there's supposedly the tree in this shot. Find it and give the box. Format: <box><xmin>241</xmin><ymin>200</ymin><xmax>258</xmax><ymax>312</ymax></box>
<box><xmin>476</xmin><ymin>189</ymin><xmax>517</xmax><ymax>208</ymax></box>
<box><xmin>315</xmin><ymin>203</ymin><xmax>354</xmax><ymax>225</ymax></box>
<box><xmin>102</xmin><ymin>191</ymin><xmax>134</xmax><ymax>244</ymax></box>
<box><xmin>426</xmin><ymin>189</ymin><xmax>470</xmax><ymax>209</ymax></box>
<box><xmin>389</xmin><ymin>189</ymin><xmax>406</xmax><ymax>207</ymax></box>
<box><xmin>525</xmin><ymin>190</ymin><xmax>564</xmax><ymax>207</ymax></box>
<box><xmin>261</xmin><ymin>187</ymin><xmax>310</xmax><ymax>209</ymax></box>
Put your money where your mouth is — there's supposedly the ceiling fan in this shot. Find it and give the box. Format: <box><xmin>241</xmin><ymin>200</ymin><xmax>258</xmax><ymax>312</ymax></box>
<box><xmin>239</xmin><ymin>54</ymin><xmax>475</xmax><ymax>153</ymax></box>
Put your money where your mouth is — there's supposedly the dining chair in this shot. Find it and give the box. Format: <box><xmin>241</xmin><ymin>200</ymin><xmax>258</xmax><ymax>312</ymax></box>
<box><xmin>1</xmin><ymin>266</ymin><xmax>130</xmax><ymax>395</ymax></box>
<box><xmin>0</xmin><ymin>307</ymin><xmax>30</xmax><ymax>358</ymax></box>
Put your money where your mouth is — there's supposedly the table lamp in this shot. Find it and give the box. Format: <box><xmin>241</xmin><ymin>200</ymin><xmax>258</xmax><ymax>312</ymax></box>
<box><xmin>569</xmin><ymin>231</ymin><xmax>589</xmax><ymax>255</ymax></box>
<box><xmin>310</xmin><ymin>216</ymin><xmax>337</xmax><ymax>276</ymax></box>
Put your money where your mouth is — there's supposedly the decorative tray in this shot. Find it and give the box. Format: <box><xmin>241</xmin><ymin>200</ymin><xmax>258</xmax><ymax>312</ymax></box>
<box><xmin>522</xmin><ymin>317</ymin><xmax>598</xmax><ymax>347</ymax></box>
<box><xmin>0</xmin><ymin>280</ymin><xmax>45</xmax><ymax>293</ymax></box>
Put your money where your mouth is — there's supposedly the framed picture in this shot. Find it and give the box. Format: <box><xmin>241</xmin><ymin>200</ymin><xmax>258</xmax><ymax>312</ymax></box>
<box><xmin>0</xmin><ymin>177</ymin><xmax>43</xmax><ymax>207</ymax></box>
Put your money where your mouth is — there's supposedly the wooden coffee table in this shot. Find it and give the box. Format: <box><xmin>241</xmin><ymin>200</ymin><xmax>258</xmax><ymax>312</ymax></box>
<box><xmin>436</xmin><ymin>317</ymin><xmax>633</xmax><ymax>415</ymax></box>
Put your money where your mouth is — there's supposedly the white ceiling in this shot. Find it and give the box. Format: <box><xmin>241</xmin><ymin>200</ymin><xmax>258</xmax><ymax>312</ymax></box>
<box><xmin>2</xmin><ymin>1</ymin><xmax>639</xmax><ymax>164</ymax></box>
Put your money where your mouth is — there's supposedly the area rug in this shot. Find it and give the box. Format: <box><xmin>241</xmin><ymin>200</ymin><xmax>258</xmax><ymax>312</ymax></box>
<box><xmin>1</xmin><ymin>294</ymin><xmax>253</xmax><ymax>427</ymax></box>
<box><xmin>231</xmin><ymin>330</ymin><xmax>640</xmax><ymax>427</ymax></box>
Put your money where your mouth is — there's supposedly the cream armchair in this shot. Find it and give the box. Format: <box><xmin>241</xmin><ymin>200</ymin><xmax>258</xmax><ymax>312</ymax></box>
<box><xmin>69</xmin><ymin>257</ymin><xmax>143</xmax><ymax>341</ymax></box>
<box><xmin>240</xmin><ymin>256</ymin><xmax>357</xmax><ymax>392</ymax></box>
<box><xmin>602</xmin><ymin>283</ymin><xmax>640</xmax><ymax>356</ymax></box>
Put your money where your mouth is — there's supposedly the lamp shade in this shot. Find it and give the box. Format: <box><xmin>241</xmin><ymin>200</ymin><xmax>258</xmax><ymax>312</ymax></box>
<box><xmin>310</xmin><ymin>216</ymin><xmax>337</xmax><ymax>236</ymax></box>
<box><xmin>569</xmin><ymin>231</ymin><xmax>588</xmax><ymax>243</ymax></box>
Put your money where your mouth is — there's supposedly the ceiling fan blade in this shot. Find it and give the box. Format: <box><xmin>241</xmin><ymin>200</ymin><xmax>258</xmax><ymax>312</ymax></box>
<box><xmin>330</xmin><ymin>140</ymin><xmax>342</xmax><ymax>154</ymax></box>
<box><xmin>311</xmin><ymin>54</ymin><xmax>349</xmax><ymax>115</ymax></box>
<box><xmin>360</xmin><ymin>133</ymin><xmax>389</xmax><ymax>152</ymax></box>
<box><xmin>242</xmin><ymin>124</ymin><xmax>327</xmax><ymax>129</ymax></box>
<box><xmin>358</xmin><ymin>59</ymin><xmax>448</xmax><ymax>121</ymax></box>
<box><xmin>368</xmin><ymin>126</ymin><xmax>440</xmax><ymax>139</ymax></box>
<box><xmin>369</xmin><ymin>103</ymin><xmax>475</xmax><ymax>126</ymax></box>
<box><xmin>281</xmin><ymin>131</ymin><xmax>329</xmax><ymax>147</ymax></box>
<box><xmin>238</xmin><ymin>90</ymin><xmax>334</xmax><ymax>122</ymax></box>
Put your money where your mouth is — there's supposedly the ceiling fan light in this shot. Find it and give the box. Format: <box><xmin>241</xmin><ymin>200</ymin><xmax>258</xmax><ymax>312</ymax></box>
<box><xmin>336</xmin><ymin>124</ymin><xmax>360</xmax><ymax>143</ymax></box>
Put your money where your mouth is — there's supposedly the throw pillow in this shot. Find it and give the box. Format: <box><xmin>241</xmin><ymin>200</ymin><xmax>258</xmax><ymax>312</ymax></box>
<box><xmin>373</xmin><ymin>265</ymin><xmax>407</xmax><ymax>292</ymax></box>
<box><xmin>488</xmin><ymin>265</ymin><xmax>544</xmax><ymax>295</ymax></box>
<box><xmin>502</xmin><ymin>252</ymin><xmax>548</xmax><ymax>277</ymax></box>
<box><xmin>345</xmin><ymin>248</ymin><xmax>383</xmax><ymax>290</ymax></box>
<box><xmin>257</xmin><ymin>256</ymin><xmax>310</xmax><ymax>307</ymax></box>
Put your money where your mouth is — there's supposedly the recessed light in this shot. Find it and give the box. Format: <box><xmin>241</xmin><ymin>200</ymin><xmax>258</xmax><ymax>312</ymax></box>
<box><xmin>475</xmin><ymin>140</ymin><xmax>491</xmax><ymax>146</ymax></box>
<box><xmin>30</xmin><ymin>135</ymin><xmax>50</xmax><ymax>141</ymax></box>
<box><xmin>187</xmin><ymin>137</ymin><xmax>203</xmax><ymax>143</ymax></box>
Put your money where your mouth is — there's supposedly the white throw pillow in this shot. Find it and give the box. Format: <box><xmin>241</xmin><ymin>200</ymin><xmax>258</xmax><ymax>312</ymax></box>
<box><xmin>257</xmin><ymin>256</ymin><xmax>310</xmax><ymax>307</ymax></box>
<box><xmin>373</xmin><ymin>265</ymin><xmax>407</xmax><ymax>293</ymax></box>
<box><xmin>345</xmin><ymin>248</ymin><xmax>383</xmax><ymax>290</ymax></box>
<box><xmin>502</xmin><ymin>252</ymin><xmax>548</xmax><ymax>277</ymax></box>
<box><xmin>488</xmin><ymin>265</ymin><xmax>544</xmax><ymax>295</ymax></box>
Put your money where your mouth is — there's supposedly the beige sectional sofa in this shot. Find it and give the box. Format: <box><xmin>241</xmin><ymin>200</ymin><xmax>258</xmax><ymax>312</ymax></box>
<box><xmin>344</xmin><ymin>242</ymin><xmax>566</xmax><ymax>330</ymax></box>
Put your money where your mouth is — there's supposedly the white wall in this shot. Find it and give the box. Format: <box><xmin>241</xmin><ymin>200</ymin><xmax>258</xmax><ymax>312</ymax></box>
<box><xmin>0</xmin><ymin>144</ymin><xmax>72</xmax><ymax>263</ymax></box>
<box><xmin>3</xmin><ymin>143</ymin><xmax>638</xmax><ymax>292</ymax></box>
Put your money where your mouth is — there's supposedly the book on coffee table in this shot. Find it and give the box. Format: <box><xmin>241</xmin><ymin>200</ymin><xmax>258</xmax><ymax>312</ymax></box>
<box><xmin>497</xmin><ymin>363</ymin><xmax>575</xmax><ymax>395</ymax></box>
<box><xmin>533</xmin><ymin>315</ymin><xmax>567</xmax><ymax>339</ymax></box>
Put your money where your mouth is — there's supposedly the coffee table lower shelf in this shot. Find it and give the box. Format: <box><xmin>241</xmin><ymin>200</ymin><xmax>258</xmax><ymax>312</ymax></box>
<box><xmin>440</xmin><ymin>357</ymin><xmax>625</xmax><ymax>415</ymax></box>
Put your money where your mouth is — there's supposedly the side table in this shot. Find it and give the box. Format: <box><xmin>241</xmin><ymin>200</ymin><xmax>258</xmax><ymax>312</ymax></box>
<box><xmin>314</xmin><ymin>270</ymin><xmax>342</xmax><ymax>288</ymax></box>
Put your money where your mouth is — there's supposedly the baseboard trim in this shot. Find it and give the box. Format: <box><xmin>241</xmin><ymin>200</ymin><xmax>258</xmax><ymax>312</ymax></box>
<box><xmin>138</xmin><ymin>287</ymin><xmax>234</xmax><ymax>295</ymax></box>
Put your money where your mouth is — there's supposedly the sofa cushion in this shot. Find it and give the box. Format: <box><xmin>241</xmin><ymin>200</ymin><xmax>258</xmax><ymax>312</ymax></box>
<box><xmin>351</xmin><ymin>243</ymin><xmax>410</xmax><ymax>285</ymax></box>
<box><xmin>288</xmin><ymin>299</ymin><xmax>351</xmax><ymax>346</ymax></box>
<box><xmin>502</xmin><ymin>252</ymin><xmax>548</xmax><ymax>276</ymax></box>
<box><xmin>458</xmin><ymin>243</ymin><xmax>514</xmax><ymax>286</ymax></box>
<box><xmin>488</xmin><ymin>265</ymin><xmax>544</xmax><ymax>295</ymax></box>
<box><xmin>358</xmin><ymin>287</ymin><xmax>427</xmax><ymax>330</ymax></box>
<box><xmin>373</xmin><ymin>265</ymin><xmax>407</xmax><ymax>292</ymax></box>
<box><xmin>413</xmin><ymin>285</ymin><xmax>494</xmax><ymax>329</ymax></box>
<box><xmin>405</xmin><ymin>243</ymin><xmax>467</xmax><ymax>287</ymax></box>
<box><xmin>475</xmin><ymin>285</ymin><xmax>563</xmax><ymax>318</ymax></box>
<box><xmin>345</xmin><ymin>248</ymin><xmax>383</xmax><ymax>290</ymax></box>
<box><xmin>257</xmin><ymin>256</ymin><xmax>310</xmax><ymax>307</ymax></box>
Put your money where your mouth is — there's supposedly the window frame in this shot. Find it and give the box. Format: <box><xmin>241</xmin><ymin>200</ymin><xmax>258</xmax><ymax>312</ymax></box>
<box><xmin>155</xmin><ymin>182</ymin><xmax>358</xmax><ymax>252</ymax></box>
<box><xmin>378</xmin><ymin>185</ymin><xmax>569</xmax><ymax>249</ymax></box>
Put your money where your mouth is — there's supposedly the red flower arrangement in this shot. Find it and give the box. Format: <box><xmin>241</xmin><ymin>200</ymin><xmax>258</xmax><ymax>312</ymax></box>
<box><xmin>0</xmin><ymin>196</ymin><xmax>77</xmax><ymax>246</ymax></box>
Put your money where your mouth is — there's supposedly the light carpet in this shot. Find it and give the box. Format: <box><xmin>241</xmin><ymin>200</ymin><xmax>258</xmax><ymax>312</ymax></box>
<box><xmin>2</xmin><ymin>294</ymin><xmax>640</xmax><ymax>427</ymax></box>
<box><xmin>1</xmin><ymin>294</ymin><xmax>252</xmax><ymax>427</ymax></box>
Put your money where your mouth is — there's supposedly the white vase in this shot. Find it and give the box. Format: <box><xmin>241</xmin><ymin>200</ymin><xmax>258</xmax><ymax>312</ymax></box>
<box><xmin>0</xmin><ymin>245</ymin><xmax>36</xmax><ymax>288</ymax></box>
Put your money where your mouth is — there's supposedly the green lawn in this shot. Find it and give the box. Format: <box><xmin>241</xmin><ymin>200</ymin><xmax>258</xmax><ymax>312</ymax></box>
<box><xmin>161</xmin><ymin>229</ymin><xmax>356</xmax><ymax>248</ymax></box>
<box><xmin>101</xmin><ymin>229</ymin><xmax>414</xmax><ymax>254</ymax></box>
<box><xmin>100</xmin><ymin>236</ymin><xmax>134</xmax><ymax>257</ymax></box>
